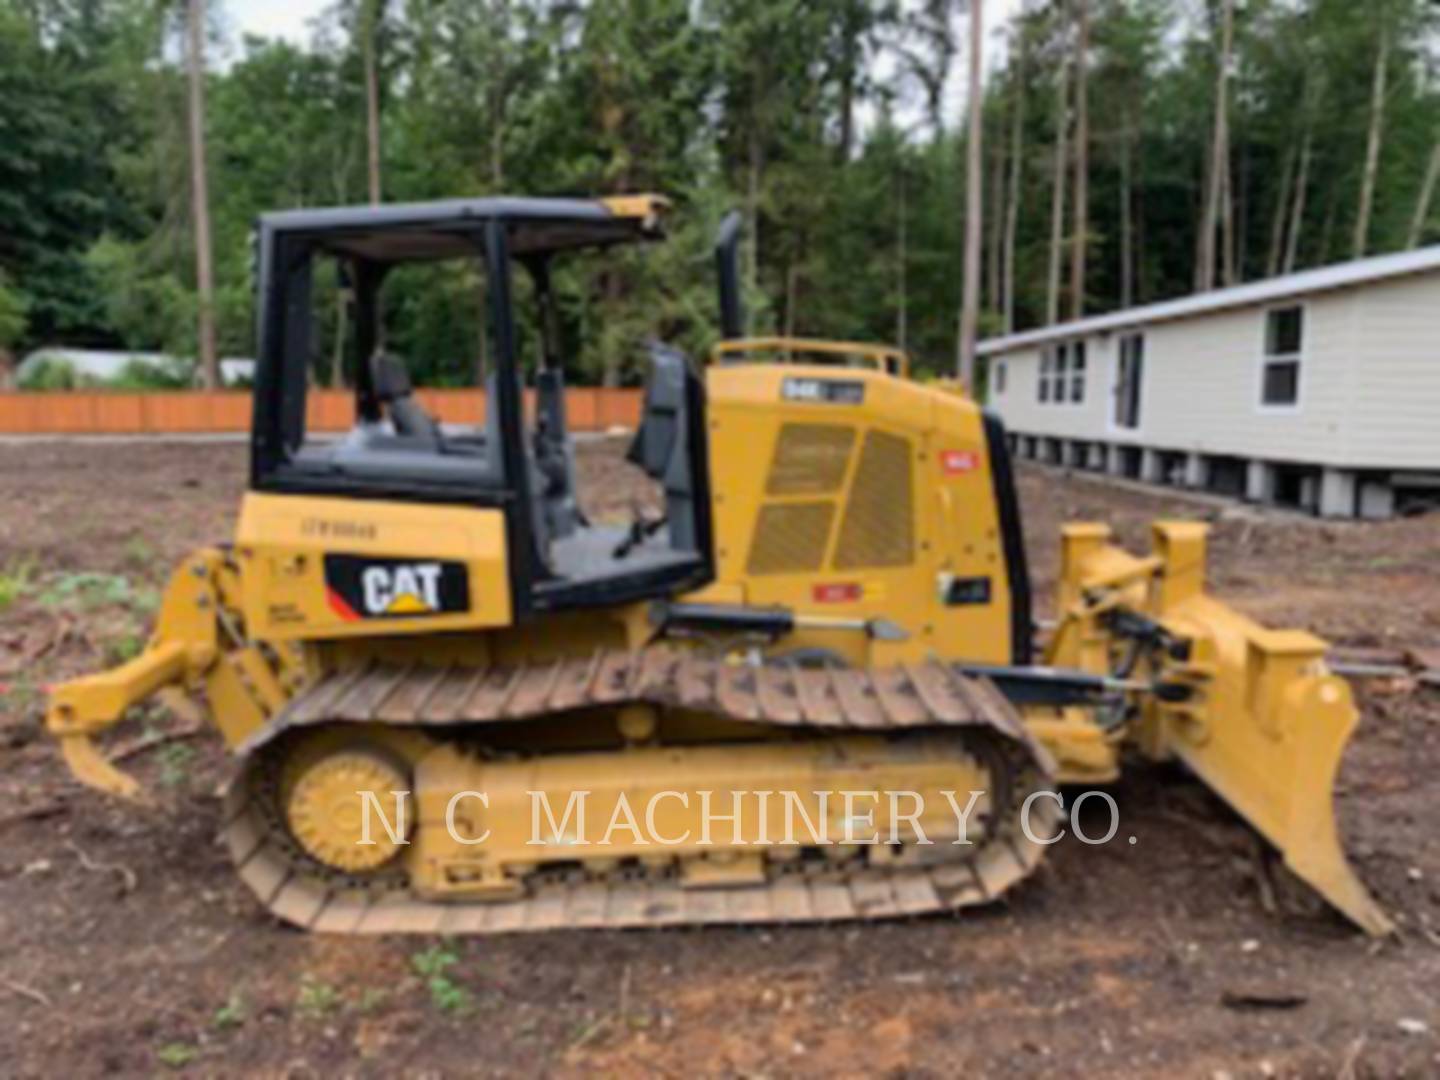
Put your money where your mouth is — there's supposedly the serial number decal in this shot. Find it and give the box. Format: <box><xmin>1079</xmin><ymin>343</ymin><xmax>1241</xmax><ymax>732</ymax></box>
<box><xmin>301</xmin><ymin>518</ymin><xmax>379</xmax><ymax>541</ymax></box>
<box><xmin>782</xmin><ymin>377</ymin><xmax>865</xmax><ymax>405</ymax></box>
<box><xmin>940</xmin><ymin>449</ymin><xmax>981</xmax><ymax>476</ymax></box>
<box><xmin>812</xmin><ymin>582</ymin><xmax>862</xmax><ymax>604</ymax></box>
<box><xmin>323</xmin><ymin>555</ymin><xmax>469</xmax><ymax>621</ymax></box>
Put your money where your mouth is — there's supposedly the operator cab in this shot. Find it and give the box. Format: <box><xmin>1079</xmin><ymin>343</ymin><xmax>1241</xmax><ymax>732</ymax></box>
<box><xmin>249</xmin><ymin>196</ymin><xmax>712</xmax><ymax>616</ymax></box>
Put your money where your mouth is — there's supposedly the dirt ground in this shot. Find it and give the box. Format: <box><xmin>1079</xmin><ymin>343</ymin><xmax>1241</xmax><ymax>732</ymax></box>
<box><xmin>1</xmin><ymin>437</ymin><xmax>1437</xmax><ymax>1078</ymax></box>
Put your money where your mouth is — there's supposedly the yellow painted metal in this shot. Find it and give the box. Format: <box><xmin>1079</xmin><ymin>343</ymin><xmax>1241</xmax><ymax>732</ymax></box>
<box><xmin>41</xmin><ymin>320</ymin><xmax>1385</xmax><ymax>935</ymax></box>
<box><xmin>1046</xmin><ymin>520</ymin><xmax>1393</xmax><ymax>935</ymax></box>
<box><xmin>699</xmin><ymin>362</ymin><xmax>1013</xmax><ymax>667</ymax></box>
<box><xmin>46</xmin><ymin>550</ymin><xmax>229</xmax><ymax>798</ymax></box>
<box><xmin>598</xmin><ymin>193</ymin><xmax>671</xmax><ymax>228</ymax></box>
<box><xmin>711</xmin><ymin>336</ymin><xmax>910</xmax><ymax>379</ymax></box>
<box><xmin>233</xmin><ymin>492</ymin><xmax>512</xmax><ymax>641</ymax></box>
<box><xmin>406</xmin><ymin>733</ymin><xmax>992</xmax><ymax>899</ymax></box>
<box><xmin>284</xmin><ymin>749</ymin><xmax>413</xmax><ymax>872</ymax></box>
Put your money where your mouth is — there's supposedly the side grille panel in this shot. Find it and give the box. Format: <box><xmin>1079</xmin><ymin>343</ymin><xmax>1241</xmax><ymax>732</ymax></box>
<box><xmin>834</xmin><ymin>430</ymin><xmax>913</xmax><ymax>569</ymax></box>
<box><xmin>764</xmin><ymin>424</ymin><xmax>855</xmax><ymax>496</ymax></box>
<box><xmin>746</xmin><ymin>502</ymin><xmax>836</xmax><ymax>575</ymax></box>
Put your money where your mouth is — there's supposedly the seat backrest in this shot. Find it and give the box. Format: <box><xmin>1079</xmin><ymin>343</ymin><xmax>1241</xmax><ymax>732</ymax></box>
<box><xmin>371</xmin><ymin>352</ymin><xmax>441</xmax><ymax>446</ymax></box>
<box><xmin>534</xmin><ymin>368</ymin><xmax>582</xmax><ymax>539</ymax></box>
<box><xmin>629</xmin><ymin>344</ymin><xmax>701</xmax><ymax>551</ymax></box>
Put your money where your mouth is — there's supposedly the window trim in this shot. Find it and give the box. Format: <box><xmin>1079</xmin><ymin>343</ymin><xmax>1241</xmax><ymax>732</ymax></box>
<box><xmin>1038</xmin><ymin>339</ymin><xmax>1087</xmax><ymax>407</ymax></box>
<box><xmin>1257</xmin><ymin>302</ymin><xmax>1305</xmax><ymax>413</ymax></box>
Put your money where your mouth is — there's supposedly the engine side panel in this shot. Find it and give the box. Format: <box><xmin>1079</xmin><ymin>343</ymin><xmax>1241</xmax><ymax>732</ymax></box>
<box><xmin>702</xmin><ymin>363</ymin><xmax>1016</xmax><ymax>666</ymax></box>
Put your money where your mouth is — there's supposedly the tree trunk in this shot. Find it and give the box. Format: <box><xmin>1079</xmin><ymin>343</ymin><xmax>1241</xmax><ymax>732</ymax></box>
<box><xmin>896</xmin><ymin>166</ymin><xmax>908</xmax><ymax>351</ymax></box>
<box><xmin>1283</xmin><ymin>127</ymin><xmax>1311</xmax><ymax>273</ymax></box>
<box><xmin>0</xmin><ymin>347</ymin><xmax>14</xmax><ymax>392</ymax></box>
<box><xmin>363</xmin><ymin>0</ymin><xmax>383</xmax><ymax>205</ymax></box>
<box><xmin>986</xmin><ymin>131</ymin><xmax>1006</xmax><ymax>317</ymax></box>
<box><xmin>1266</xmin><ymin>142</ymin><xmax>1295</xmax><ymax>277</ymax></box>
<box><xmin>956</xmin><ymin>0</ymin><xmax>984</xmax><ymax>387</ymax></box>
<box><xmin>1197</xmin><ymin>0</ymin><xmax>1233</xmax><ymax>293</ymax></box>
<box><xmin>746</xmin><ymin>127</ymin><xmax>762</xmax><ymax>320</ymax></box>
<box><xmin>1407</xmin><ymin>141</ymin><xmax>1440</xmax><ymax>249</ymax></box>
<box><xmin>1002</xmin><ymin>30</ymin><xmax>1026</xmax><ymax>334</ymax></box>
<box><xmin>783</xmin><ymin>261</ymin><xmax>799</xmax><ymax>339</ymax></box>
<box><xmin>1317</xmin><ymin>184</ymin><xmax>1339</xmax><ymax>264</ymax></box>
<box><xmin>1067</xmin><ymin>0</ymin><xmax>1089</xmax><ymax>320</ymax></box>
<box><xmin>1046</xmin><ymin>50</ymin><xmax>1069</xmax><ymax>325</ymax></box>
<box><xmin>489</xmin><ymin>0</ymin><xmax>509</xmax><ymax>188</ymax></box>
<box><xmin>1119</xmin><ymin>107</ymin><xmax>1134</xmax><ymax>308</ymax></box>
<box><xmin>186</xmin><ymin>0</ymin><xmax>218</xmax><ymax>389</ymax></box>
<box><xmin>1223</xmin><ymin>138</ymin><xmax>1239</xmax><ymax>285</ymax></box>
<box><xmin>1353</xmin><ymin>28</ymin><xmax>1389</xmax><ymax>258</ymax></box>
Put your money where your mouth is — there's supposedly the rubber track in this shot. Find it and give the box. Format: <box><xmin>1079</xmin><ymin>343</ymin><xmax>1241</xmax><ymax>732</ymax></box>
<box><xmin>222</xmin><ymin>648</ymin><xmax>1062</xmax><ymax>934</ymax></box>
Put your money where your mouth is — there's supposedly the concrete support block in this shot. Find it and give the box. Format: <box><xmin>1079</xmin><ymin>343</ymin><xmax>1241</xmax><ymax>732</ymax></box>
<box><xmin>1107</xmin><ymin>446</ymin><xmax>1127</xmax><ymax>477</ymax></box>
<box><xmin>1245</xmin><ymin>460</ymin><xmax>1276</xmax><ymax>503</ymax></box>
<box><xmin>1358</xmin><ymin>480</ymin><xmax>1395</xmax><ymax>520</ymax></box>
<box><xmin>1184</xmin><ymin>453</ymin><xmax>1207</xmax><ymax>489</ymax></box>
<box><xmin>1318</xmin><ymin>468</ymin><xmax>1355</xmax><ymax>518</ymax></box>
<box><xmin>1141</xmin><ymin>448</ymin><xmax>1165</xmax><ymax>484</ymax></box>
<box><xmin>1299</xmin><ymin>474</ymin><xmax>1318</xmax><ymax>512</ymax></box>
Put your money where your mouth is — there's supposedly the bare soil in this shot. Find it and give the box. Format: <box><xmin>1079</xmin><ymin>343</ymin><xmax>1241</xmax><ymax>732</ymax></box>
<box><xmin>1</xmin><ymin>439</ymin><xmax>1437</xmax><ymax>1078</ymax></box>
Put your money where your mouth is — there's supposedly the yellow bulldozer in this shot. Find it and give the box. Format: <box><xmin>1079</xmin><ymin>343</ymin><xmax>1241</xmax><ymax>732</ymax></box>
<box><xmin>46</xmin><ymin>195</ymin><xmax>1390</xmax><ymax>936</ymax></box>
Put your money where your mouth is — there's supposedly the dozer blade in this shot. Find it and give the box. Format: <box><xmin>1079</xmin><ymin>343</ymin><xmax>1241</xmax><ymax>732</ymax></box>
<box><xmin>1051</xmin><ymin>521</ymin><xmax>1394</xmax><ymax>936</ymax></box>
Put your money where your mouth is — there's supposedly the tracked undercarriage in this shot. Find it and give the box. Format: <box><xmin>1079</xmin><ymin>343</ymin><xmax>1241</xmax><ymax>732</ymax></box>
<box><xmin>222</xmin><ymin>653</ymin><xmax>1060</xmax><ymax>933</ymax></box>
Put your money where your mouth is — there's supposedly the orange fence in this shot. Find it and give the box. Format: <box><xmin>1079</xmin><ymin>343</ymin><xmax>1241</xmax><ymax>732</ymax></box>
<box><xmin>0</xmin><ymin>389</ymin><xmax>642</xmax><ymax>436</ymax></box>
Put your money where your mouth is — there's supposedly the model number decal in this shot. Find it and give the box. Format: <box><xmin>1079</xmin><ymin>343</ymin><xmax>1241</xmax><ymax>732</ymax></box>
<box><xmin>324</xmin><ymin>555</ymin><xmax>469</xmax><ymax>620</ymax></box>
<box><xmin>782</xmin><ymin>377</ymin><xmax>865</xmax><ymax>405</ymax></box>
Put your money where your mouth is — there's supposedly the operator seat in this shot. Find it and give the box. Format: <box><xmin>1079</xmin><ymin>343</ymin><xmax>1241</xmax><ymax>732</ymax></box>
<box><xmin>371</xmin><ymin>352</ymin><xmax>442</xmax><ymax>446</ymax></box>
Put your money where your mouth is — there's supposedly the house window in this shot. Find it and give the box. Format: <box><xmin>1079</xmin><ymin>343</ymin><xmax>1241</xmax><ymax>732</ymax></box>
<box><xmin>1038</xmin><ymin>351</ymin><xmax>1051</xmax><ymax>402</ymax></box>
<box><xmin>1115</xmin><ymin>333</ymin><xmax>1144</xmax><ymax>429</ymax></box>
<box><xmin>1070</xmin><ymin>342</ymin><xmax>1087</xmax><ymax>403</ymax></box>
<box><xmin>994</xmin><ymin>361</ymin><xmax>1007</xmax><ymax>395</ymax></box>
<box><xmin>1054</xmin><ymin>344</ymin><xmax>1069</xmax><ymax>404</ymax></box>
<box><xmin>1262</xmin><ymin>306</ymin><xmax>1302</xmax><ymax>407</ymax></box>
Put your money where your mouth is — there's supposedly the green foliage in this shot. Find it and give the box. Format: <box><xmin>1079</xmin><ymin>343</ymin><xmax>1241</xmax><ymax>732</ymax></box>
<box><xmin>38</xmin><ymin>571</ymin><xmax>139</xmax><ymax>611</ymax></box>
<box><xmin>155</xmin><ymin>1043</ymin><xmax>199</xmax><ymax>1069</ymax></box>
<box><xmin>212</xmin><ymin>992</ymin><xmax>247</xmax><ymax>1030</ymax></box>
<box><xmin>3</xmin><ymin>0</ymin><xmax>1440</xmax><ymax>379</ymax></box>
<box><xmin>295</xmin><ymin>975</ymin><xmax>341</xmax><ymax>1018</ymax></box>
<box><xmin>157</xmin><ymin>741</ymin><xmax>195</xmax><ymax>787</ymax></box>
<box><xmin>411</xmin><ymin>944</ymin><xmax>471</xmax><ymax>1013</ymax></box>
<box><xmin>0</xmin><ymin>558</ymin><xmax>36</xmax><ymax>612</ymax></box>
<box><xmin>0</xmin><ymin>273</ymin><xmax>28</xmax><ymax>350</ymax></box>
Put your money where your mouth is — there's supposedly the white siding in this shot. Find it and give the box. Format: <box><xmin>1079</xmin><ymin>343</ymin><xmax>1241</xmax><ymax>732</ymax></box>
<box><xmin>987</xmin><ymin>343</ymin><xmax>1109</xmax><ymax>439</ymax></box>
<box><xmin>1342</xmin><ymin>274</ymin><xmax>1440</xmax><ymax>468</ymax></box>
<box><xmin>986</xmin><ymin>279</ymin><xmax>1440</xmax><ymax>469</ymax></box>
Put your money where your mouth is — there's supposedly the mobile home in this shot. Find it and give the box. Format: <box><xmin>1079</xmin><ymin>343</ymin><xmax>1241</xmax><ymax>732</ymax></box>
<box><xmin>978</xmin><ymin>247</ymin><xmax>1440</xmax><ymax>518</ymax></box>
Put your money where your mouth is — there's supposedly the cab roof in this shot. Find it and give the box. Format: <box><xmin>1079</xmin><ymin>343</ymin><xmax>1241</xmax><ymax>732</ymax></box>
<box><xmin>257</xmin><ymin>194</ymin><xmax>669</xmax><ymax>262</ymax></box>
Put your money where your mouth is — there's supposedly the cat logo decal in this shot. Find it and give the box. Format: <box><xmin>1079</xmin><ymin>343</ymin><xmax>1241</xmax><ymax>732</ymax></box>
<box><xmin>323</xmin><ymin>555</ymin><xmax>470</xmax><ymax>621</ymax></box>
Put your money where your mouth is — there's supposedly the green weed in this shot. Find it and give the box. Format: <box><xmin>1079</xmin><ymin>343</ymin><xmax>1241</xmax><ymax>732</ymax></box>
<box><xmin>212</xmin><ymin>992</ymin><xmax>246</xmax><ymax>1030</ymax></box>
<box><xmin>38</xmin><ymin>571</ymin><xmax>135</xmax><ymax>611</ymax></box>
<box><xmin>296</xmin><ymin>975</ymin><xmax>340</xmax><ymax>1018</ymax></box>
<box><xmin>156</xmin><ymin>1042</ymin><xmax>198</xmax><ymax>1069</ymax></box>
<box><xmin>105</xmin><ymin>631</ymin><xmax>145</xmax><ymax>665</ymax></box>
<box><xmin>157</xmin><ymin>742</ymin><xmax>194</xmax><ymax>786</ymax></box>
<box><xmin>412</xmin><ymin>944</ymin><xmax>471</xmax><ymax>1014</ymax></box>
<box><xmin>0</xmin><ymin>558</ymin><xmax>37</xmax><ymax>612</ymax></box>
